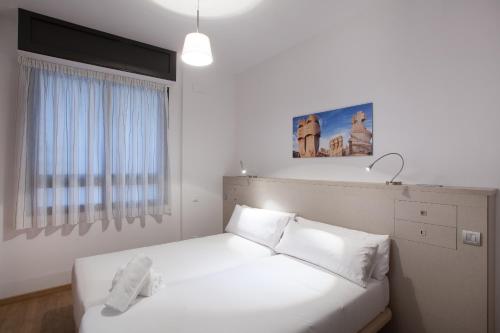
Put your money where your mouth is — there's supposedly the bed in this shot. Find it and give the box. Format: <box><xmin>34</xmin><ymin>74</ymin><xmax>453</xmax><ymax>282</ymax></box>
<box><xmin>74</xmin><ymin>204</ymin><xmax>391</xmax><ymax>333</ymax></box>
<box><xmin>79</xmin><ymin>254</ymin><xmax>390</xmax><ymax>333</ymax></box>
<box><xmin>72</xmin><ymin>233</ymin><xmax>274</xmax><ymax>326</ymax></box>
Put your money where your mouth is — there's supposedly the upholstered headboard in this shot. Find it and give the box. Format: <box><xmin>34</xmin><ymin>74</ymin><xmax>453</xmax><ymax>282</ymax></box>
<box><xmin>223</xmin><ymin>176</ymin><xmax>496</xmax><ymax>333</ymax></box>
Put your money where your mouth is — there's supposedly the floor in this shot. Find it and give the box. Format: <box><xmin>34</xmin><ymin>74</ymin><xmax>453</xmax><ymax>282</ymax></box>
<box><xmin>0</xmin><ymin>289</ymin><xmax>75</xmax><ymax>333</ymax></box>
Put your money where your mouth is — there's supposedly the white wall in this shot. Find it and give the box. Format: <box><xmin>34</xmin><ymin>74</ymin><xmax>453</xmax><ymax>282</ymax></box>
<box><xmin>234</xmin><ymin>0</ymin><xmax>500</xmax><ymax>329</ymax></box>
<box><xmin>0</xmin><ymin>7</ymin><xmax>236</xmax><ymax>298</ymax></box>
<box><xmin>181</xmin><ymin>65</ymin><xmax>237</xmax><ymax>239</ymax></box>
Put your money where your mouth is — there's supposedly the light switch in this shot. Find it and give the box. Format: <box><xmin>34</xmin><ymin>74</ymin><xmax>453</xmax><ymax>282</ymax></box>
<box><xmin>462</xmin><ymin>230</ymin><xmax>481</xmax><ymax>246</ymax></box>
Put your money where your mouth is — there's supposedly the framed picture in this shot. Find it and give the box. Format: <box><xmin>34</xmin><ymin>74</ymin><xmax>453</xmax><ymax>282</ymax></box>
<box><xmin>292</xmin><ymin>103</ymin><xmax>373</xmax><ymax>158</ymax></box>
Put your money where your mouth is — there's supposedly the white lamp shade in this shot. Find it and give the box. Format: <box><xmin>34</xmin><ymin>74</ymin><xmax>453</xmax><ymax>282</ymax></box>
<box><xmin>181</xmin><ymin>32</ymin><xmax>213</xmax><ymax>66</ymax></box>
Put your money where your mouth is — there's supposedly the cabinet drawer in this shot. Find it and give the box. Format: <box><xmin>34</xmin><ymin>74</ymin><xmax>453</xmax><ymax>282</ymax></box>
<box><xmin>395</xmin><ymin>219</ymin><xmax>457</xmax><ymax>250</ymax></box>
<box><xmin>396</xmin><ymin>200</ymin><xmax>457</xmax><ymax>227</ymax></box>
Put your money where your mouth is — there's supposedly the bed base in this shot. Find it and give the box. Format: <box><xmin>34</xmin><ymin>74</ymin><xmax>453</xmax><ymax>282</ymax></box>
<box><xmin>358</xmin><ymin>308</ymin><xmax>392</xmax><ymax>333</ymax></box>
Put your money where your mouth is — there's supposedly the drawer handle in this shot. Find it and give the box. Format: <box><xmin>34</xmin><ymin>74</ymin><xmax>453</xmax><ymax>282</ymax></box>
<box><xmin>420</xmin><ymin>210</ymin><xmax>427</xmax><ymax>216</ymax></box>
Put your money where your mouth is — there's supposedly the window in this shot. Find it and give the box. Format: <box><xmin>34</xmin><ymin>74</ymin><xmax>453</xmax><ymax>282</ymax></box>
<box><xmin>15</xmin><ymin>57</ymin><xmax>170</xmax><ymax>229</ymax></box>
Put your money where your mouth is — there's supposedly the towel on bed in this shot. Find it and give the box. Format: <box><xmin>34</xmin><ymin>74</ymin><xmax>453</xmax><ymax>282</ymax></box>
<box><xmin>105</xmin><ymin>255</ymin><xmax>152</xmax><ymax>312</ymax></box>
<box><xmin>111</xmin><ymin>266</ymin><xmax>165</xmax><ymax>297</ymax></box>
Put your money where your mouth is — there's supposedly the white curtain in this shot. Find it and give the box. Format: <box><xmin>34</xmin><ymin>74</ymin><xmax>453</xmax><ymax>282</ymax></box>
<box><xmin>15</xmin><ymin>56</ymin><xmax>170</xmax><ymax>229</ymax></box>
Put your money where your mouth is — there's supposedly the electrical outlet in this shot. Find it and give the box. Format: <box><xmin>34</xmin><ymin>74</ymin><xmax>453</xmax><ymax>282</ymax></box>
<box><xmin>462</xmin><ymin>230</ymin><xmax>481</xmax><ymax>246</ymax></box>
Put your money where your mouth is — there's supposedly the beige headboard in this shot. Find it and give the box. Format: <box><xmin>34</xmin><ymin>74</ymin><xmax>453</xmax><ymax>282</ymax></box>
<box><xmin>223</xmin><ymin>176</ymin><xmax>496</xmax><ymax>333</ymax></box>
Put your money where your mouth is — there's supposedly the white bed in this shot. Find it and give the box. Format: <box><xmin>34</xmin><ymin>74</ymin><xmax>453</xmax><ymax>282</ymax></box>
<box><xmin>79</xmin><ymin>254</ymin><xmax>389</xmax><ymax>333</ymax></box>
<box><xmin>72</xmin><ymin>233</ymin><xmax>274</xmax><ymax>326</ymax></box>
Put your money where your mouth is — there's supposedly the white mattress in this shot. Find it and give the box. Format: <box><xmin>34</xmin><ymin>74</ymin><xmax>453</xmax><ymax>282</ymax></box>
<box><xmin>72</xmin><ymin>233</ymin><xmax>274</xmax><ymax>326</ymax></box>
<box><xmin>80</xmin><ymin>254</ymin><xmax>389</xmax><ymax>333</ymax></box>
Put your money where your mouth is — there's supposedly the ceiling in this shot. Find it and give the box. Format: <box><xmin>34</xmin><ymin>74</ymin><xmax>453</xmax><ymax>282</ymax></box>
<box><xmin>1</xmin><ymin>0</ymin><xmax>368</xmax><ymax>74</ymax></box>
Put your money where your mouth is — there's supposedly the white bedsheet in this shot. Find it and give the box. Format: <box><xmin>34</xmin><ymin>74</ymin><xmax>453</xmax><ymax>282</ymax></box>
<box><xmin>80</xmin><ymin>255</ymin><xmax>389</xmax><ymax>333</ymax></box>
<box><xmin>72</xmin><ymin>233</ymin><xmax>273</xmax><ymax>326</ymax></box>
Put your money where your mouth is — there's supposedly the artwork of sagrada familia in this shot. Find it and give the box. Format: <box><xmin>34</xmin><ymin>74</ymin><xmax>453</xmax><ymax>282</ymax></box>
<box><xmin>293</xmin><ymin>109</ymin><xmax>373</xmax><ymax>158</ymax></box>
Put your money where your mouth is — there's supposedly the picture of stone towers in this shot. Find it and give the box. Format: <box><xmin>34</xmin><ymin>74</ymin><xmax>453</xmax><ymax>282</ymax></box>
<box><xmin>292</xmin><ymin>103</ymin><xmax>373</xmax><ymax>158</ymax></box>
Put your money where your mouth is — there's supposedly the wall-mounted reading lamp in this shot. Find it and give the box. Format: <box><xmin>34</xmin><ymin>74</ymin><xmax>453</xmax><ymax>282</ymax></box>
<box><xmin>240</xmin><ymin>160</ymin><xmax>257</xmax><ymax>178</ymax></box>
<box><xmin>240</xmin><ymin>160</ymin><xmax>247</xmax><ymax>175</ymax></box>
<box><xmin>366</xmin><ymin>153</ymin><xmax>405</xmax><ymax>185</ymax></box>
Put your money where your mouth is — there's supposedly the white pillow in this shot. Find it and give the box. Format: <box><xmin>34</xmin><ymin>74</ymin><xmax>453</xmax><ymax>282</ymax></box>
<box><xmin>225</xmin><ymin>205</ymin><xmax>295</xmax><ymax>248</ymax></box>
<box><xmin>275</xmin><ymin>218</ymin><xmax>379</xmax><ymax>287</ymax></box>
<box><xmin>105</xmin><ymin>255</ymin><xmax>152</xmax><ymax>312</ymax></box>
<box><xmin>296</xmin><ymin>217</ymin><xmax>390</xmax><ymax>280</ymax></box>
<box><xmin>367</xmin><ymin>234</ymin><xmax>390</xmax><ymax>280</ymax></box>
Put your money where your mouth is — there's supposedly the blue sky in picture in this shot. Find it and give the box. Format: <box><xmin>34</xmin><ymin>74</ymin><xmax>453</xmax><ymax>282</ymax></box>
<box><xmin>292</xmin><ymin>103</ymin><xmax>373</xmax><ymax>152</ymax></box>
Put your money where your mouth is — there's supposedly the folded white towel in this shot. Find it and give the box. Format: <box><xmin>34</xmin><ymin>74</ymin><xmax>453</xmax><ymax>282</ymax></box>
<box><xmin>111</xmin><ymin>266</ymin><xmax>165</xmax><ymax>297</ymax></box>
<box><xmin>105</xmin><ymin>255</ymin><xmax>152</xmax><ymax>312</ymax></box>
<box><xmin>140</xmin><ymin>269</ymin><xmax>165</xmax><ymax>297</ymax></box>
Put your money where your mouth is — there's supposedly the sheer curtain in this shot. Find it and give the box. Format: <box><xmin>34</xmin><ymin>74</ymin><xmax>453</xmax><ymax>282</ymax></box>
<box><xmin>15</xmin><ymin>56</ymin><xmax>170</xmax><ymax>229</ymax></box>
